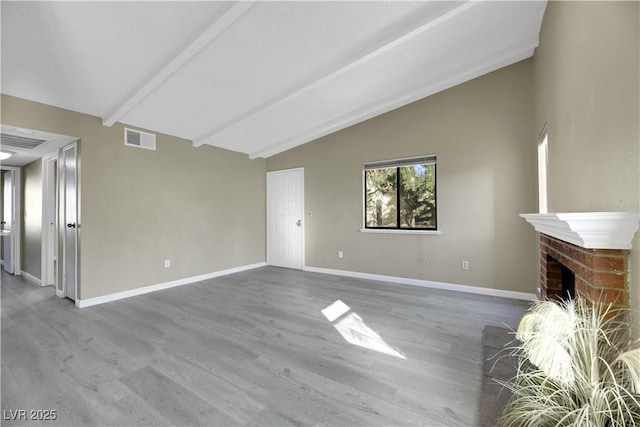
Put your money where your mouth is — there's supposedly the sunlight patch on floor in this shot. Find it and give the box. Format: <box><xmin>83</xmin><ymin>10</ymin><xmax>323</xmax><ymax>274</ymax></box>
<box><xmin>321</xmin><ymin>300</ymin><xmax>406</xmax><ymax>359</ymax></box>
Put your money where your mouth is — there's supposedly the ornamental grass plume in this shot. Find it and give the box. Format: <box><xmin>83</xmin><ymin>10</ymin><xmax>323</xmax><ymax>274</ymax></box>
<box><xmin>497</xmin><ymin>298</ymin><xmax>640</xmax><ymax>427</ymax></box>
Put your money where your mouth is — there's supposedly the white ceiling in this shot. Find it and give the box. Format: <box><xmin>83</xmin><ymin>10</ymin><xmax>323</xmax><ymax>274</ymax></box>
<box><xmin>1</xmin><ymin>1</ymin><xmax>547</xmax><ymax>159</ymax></box>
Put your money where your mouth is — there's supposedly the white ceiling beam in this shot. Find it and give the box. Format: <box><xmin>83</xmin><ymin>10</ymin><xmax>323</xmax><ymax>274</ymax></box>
<box><xmin>193</xmin><ymin>0</ymin><xmax>481</xmax><ymax>148</ymax></box>
<box><xmin>249</xmin><ymin>39</ymin><xmax>537</xmax><ymax>159</ymax></box>
<box><xmin>102</xmin><ymin>1</ymin><xmax>255</xmax><ymax>128</ymax></box>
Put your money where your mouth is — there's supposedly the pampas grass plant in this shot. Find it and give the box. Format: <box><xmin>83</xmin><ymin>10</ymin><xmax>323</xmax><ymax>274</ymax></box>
<box><xmin>497</xmin><ymin>298</ymin><xmax>640</xmax><ymax>427</ymax></box>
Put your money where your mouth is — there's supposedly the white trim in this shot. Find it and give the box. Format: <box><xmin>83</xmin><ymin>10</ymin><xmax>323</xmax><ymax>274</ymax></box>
<box><xmin>56</xmin><ymin>289</ymin><xmax>63</xmax><ymax>298</ymax></box>
<box><xmin>520</xmin><ymin>212</ymin><xmax>640</xmax><ymax>250</ymax></box>
<box><xmin>360</xmin><ymin>229</ymin><xmax>441</xmax><ymax>236</ymax></box>
<box><xmin>303</xmin><ymin>266</ymin><xmax>538</xmax><ymax>302</ymax></box>
<box><xmin>22</xmin><ymin>271</ymin><xmax>42</xmax><ymax>286</ymax></box>
<box><xmin>75</xmin><ymin>262</ymin><xmax>267</xmax><ymax>308</ymax></box>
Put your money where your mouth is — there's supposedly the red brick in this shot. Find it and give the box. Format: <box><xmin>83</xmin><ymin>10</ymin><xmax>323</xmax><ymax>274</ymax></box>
<box><xmin>537</xmin><ymin>234</ymin><xmax>630</xmax><ymax>309</ymax></box>
<box><xmin>588</xmin><ymin>287</ymin><xmax>627</xmax><ymax>306</ymax></box>
<box><xmin>591</xmin><ymin>248</ymin><xmax>630</xmax><ymax>257</ymax></box>
<box><xmin>590</xmin><ymin>272</ymin><xmax>627</xmax><ymax>290</ymax></box>
<box><xmin>591</xmin><ymin>256</ymin><xmax>627</xmax><ymax>273</ymax></box>
<box><xmin>575</xmin><ymin>277</ymin><xmax>590</xmax><ymax>294</ymax></box>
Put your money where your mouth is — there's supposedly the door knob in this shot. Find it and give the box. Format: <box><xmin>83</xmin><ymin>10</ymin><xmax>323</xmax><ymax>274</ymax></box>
<box><xmin>67</xmin><ymin>223</ymin><xmax>76</xmax><ymax>228</ymax></box>
<box><xmin>296</xmin><ymin>220</ymin><xmax>302</xmax><ymax>227</ymax></box>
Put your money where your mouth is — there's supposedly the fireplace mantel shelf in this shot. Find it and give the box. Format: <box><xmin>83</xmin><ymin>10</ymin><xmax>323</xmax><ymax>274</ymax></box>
<box><xmin>520</xmin><ymin>212</ymin><xmax>640</xmax><ymax>250</ymax></box>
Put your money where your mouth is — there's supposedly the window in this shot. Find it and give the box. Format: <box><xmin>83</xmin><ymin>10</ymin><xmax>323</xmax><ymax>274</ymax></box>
<box><xmin>364</xmin><ymin>155</ymin><xmax>437</xmax><ymax>230</ymax></box>
<box><xmin>538</xmin><ymin>126</ymin><xmax>548</xmax><ymax>213</ymax></box>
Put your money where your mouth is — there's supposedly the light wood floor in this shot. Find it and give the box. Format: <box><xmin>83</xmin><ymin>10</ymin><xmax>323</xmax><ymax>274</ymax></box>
<box><xmin>1</xmin><ymin>267</ymin><xmax>529</xmax><ymax>426</ymax></box>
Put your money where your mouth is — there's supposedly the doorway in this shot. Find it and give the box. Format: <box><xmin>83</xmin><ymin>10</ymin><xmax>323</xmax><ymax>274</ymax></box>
<box><xmin>1</xmin><ymin>166</ymin><xmax>21</xmax><ymax>275</ymax></box>
<box><xmin>267</xmin><ymin>168</ymin><xmax>304</xmax><ymax>269</ymax></box>
<box><xmin>41</xmin><ymin>153</ymin><xmax>58</xmax><ymax>290</ymax></box>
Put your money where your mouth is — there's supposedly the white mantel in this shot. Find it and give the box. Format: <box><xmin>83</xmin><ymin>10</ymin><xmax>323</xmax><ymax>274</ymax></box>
<box><xmin>520</xmin><ymin>212</ymin><xmax>640</xmax><ymax>250</ymax></box>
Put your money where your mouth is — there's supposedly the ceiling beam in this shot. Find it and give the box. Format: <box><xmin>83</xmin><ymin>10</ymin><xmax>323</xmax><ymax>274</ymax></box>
<box><xmin>249</xmin><ymin>38</ymin><xmax>538</xmax><ymax>159</ymax></box>
<box><xmin>102</xmin><ymin>1</ymin><xmax>255</xmax><ymax>128</ymax></box>
<box><xmin>193</xmin><ymin>0</ymin><xmax>481</xmax><ymax>148</ymax></box>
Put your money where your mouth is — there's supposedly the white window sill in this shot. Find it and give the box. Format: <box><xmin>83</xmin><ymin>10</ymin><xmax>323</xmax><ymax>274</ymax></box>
<box><xmin>360</xmin><ymin>228</ymin><xmax>441</xmax><ymax>236</ymax></box>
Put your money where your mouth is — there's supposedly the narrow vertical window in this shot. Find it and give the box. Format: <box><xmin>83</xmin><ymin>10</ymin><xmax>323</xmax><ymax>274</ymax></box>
<box><xmin>538</xmin><ymin>127</ymin><xmax>549</xmax><ymax>213</ymax></box>
<box><xmin>364</xmin><ymin>155</ymin><xmax>437</xmax><ymax>230</ymax></box>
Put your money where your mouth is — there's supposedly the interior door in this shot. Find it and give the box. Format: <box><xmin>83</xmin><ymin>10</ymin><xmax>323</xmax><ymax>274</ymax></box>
<box><xmin>63</xmin><ymin>144</ymin><xmax>78</xmax><ymax>301</ymax></box>
<box><xmin>267</xmin><ymin>168</ymin><xmax>303</xmax><ymax>269</ymax></box>
<box><xmin>2</xmin><ymin>170</ymin><xmax>14</xmax><ymax>274</ymax></box>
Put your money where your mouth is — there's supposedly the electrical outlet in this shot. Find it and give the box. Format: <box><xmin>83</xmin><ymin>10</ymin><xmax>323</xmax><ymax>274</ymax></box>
<box><xmin>164</xmin><ymin>259</ymin><xmax>171</xmax><ymax>268</ymax></box>
<box><xmin>338</xmin><ymin>251</ymin><xmax>344</xmax><ymax>259</ymax></box>
<box><xmin>461</xmin><ymin>260</ymin><xmax>469</xmax><ymax>270</ymax></box>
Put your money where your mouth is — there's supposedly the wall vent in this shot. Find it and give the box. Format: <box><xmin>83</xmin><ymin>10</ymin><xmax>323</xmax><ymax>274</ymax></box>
<box><xmin>1</xmin><ymin>132</ymin><xmax>47</xmax><ymax>149</ymax></box>
<box><xmin>125</xmin><ymin>128</ymin><xmax>156</xmax><ymax>151</ymax></box>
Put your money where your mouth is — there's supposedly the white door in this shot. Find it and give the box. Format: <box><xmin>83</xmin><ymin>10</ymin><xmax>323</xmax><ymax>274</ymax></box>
<box><xmin>62</xmin><ymin>144</ymin><xmax>78</xmax><ymax>301</ymax></box>
<box><xmin>2</xmin><ymin>170</ymin><xmax>14</xmax><ymax>274</ymax></box>
<box><xmin>267</xmin><ymin>168</ymin><xmax>304</xmax><ymax>269</ymax></box>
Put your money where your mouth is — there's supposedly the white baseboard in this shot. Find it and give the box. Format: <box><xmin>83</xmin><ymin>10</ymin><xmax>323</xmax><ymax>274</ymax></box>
<box><xmin>56</xmin><ymin>289</ymin><xmax>63</xmax><ymax>298</ymax></box>
<box><xmin>303</xmin><ymin>266</ymin><xmax>538</xmax><ymax>301</ymax></box>
<box><xmin>21</xmin><ymin>271</ymin><xmax>42</xmax><ymax>286</ymax></box>
<box><xmin>76</xmin><ymin>262</ymin><xmax>267</xmax><ymax>308</ymax></box>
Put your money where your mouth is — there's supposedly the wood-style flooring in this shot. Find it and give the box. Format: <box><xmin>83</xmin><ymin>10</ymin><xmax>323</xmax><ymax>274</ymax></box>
<box><xmin>1</xmin><ymin>266</ymin><xmax>529</xmax><ymax>426</ymax></box>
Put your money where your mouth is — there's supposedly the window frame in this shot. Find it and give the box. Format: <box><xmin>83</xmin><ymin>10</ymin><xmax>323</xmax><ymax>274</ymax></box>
<box><xmin>363</xmin><ymin>155</ymin><xmax>438</xmax><ymax>232</ymax></box>
<box><xmin>538</xmin><ymin>124</ymin><xmax>549</xmax><ymax>214</ymax></box>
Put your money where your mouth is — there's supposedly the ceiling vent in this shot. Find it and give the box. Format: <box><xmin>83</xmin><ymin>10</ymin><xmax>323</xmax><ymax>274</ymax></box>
<box><xmin>125</xmin><ymin>128</ymin><xmax>156</xmax><ymax>151</ymax></box>
<box><xmin>1</xmin><ymin>132</ymin><xmax>47</xmax><ymax>150</ymax></box>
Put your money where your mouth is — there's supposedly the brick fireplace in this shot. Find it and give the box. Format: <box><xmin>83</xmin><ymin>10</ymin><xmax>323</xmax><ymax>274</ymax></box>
<box><xmin>521</xmin><ymin>212</ymin><xmax>639</xmax><ymax>310</ymax></box>
<box><xmin>540</xmin><ymin>234</ymin><xmax>629</xmax><ymax>309</ymax></box>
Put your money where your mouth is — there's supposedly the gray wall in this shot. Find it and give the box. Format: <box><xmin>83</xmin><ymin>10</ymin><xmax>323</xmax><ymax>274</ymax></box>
<box><xmin>533</xmin><ymin>1</ymin><xmax>640</xmax><ymax>335</ymax></box>
<box><xmin>267</xmin><ymin>59</ymin><xmax>538</xmax><ymax>294</ymax></box>
<box><xmin>21</xmin><ymin>158</ymin><xmax>43</xmax><ymax>279</ymax></box>
<box><xmin>2</xmin><ymin>94</ymin><xmax>266</xmax><ymax>300</ymax></box>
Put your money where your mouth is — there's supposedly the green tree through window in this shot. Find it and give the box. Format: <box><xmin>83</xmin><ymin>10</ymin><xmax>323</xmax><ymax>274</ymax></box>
<box><xmin>364</xmin><ymin>156</ymin><xmax>436</xmax><ymax>230</ymax></box>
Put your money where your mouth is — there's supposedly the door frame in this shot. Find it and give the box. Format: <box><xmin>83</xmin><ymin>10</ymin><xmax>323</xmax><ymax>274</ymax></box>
<box><xmin>61</xmin><ymin>141</ymin><xmax>80</xmax><ymax>302</ymax></box>
<box><xmin>1</xmin><ymin>165</ymin><xmax>21</xmax><ymax>276</ymax></box>
<box><xmin>266</xmin><ymin>167</ymin><xmax>305</xmax><ymax>269</ymax></box>
<box><xmin>41</xmin><ymin>151</ymin><xmax>59</xmax><ymax>291</ymax></box>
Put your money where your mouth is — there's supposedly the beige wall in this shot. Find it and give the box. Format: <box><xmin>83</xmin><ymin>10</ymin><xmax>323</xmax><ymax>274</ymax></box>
<box><xmin>268</xmin><ymin>60</ymin><xmax>538</xmax><ymax>294</ymax></box>
<box><xmin>533</xmin><ymin>1</ymin><xmax>640</xmax><ymax>336</ymax></box>
<box><xmin>21</xmin><ymin>158</ymin><xmax>43</xmax><ymax>279</ymax></box>
<box><xmin>1</xmin><ymin>95</ymin><xmax>266</xmax><ymax>300</ymax></box>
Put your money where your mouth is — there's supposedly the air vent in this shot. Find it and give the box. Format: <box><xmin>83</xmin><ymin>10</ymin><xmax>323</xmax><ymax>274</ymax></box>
<box><xmin>125</xmin><ymin>128</ymin><xmax>156</xmax><ymax>151</ymax></box>
<box><xmin>1</xmin><ymin>132</ymin><xmax>47</xmax><ymax>149</ymax></box>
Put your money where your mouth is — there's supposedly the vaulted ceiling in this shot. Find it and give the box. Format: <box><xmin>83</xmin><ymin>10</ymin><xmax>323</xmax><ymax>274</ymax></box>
<box><xmin>1</xmin><ymin>1</ymin><xmax>546</xmax><ymax>159</ymax></box>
